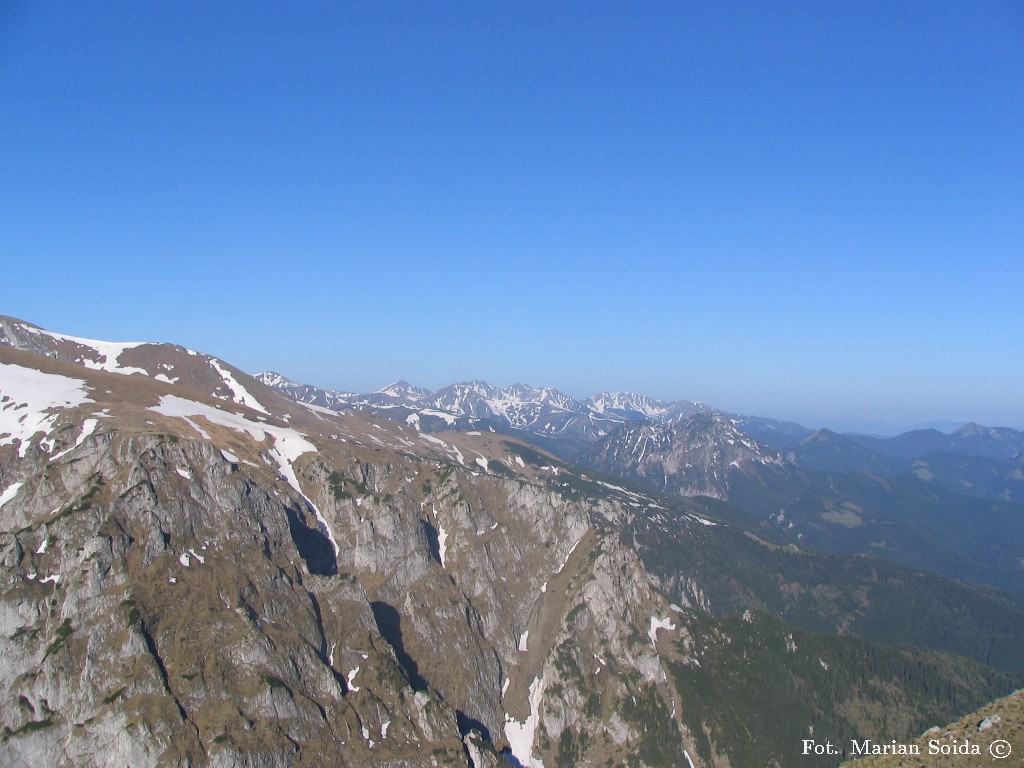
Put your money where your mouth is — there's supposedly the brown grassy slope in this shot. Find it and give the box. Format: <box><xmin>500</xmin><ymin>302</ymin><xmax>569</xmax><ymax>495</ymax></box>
<box><xmin>842</xmin><ymin>688</ymin><xmax>1023</xmax><ymax>768</ymax></box>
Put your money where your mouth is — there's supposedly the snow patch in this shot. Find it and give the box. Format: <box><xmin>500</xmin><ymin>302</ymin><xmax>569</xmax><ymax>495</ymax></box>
<box><xmin>0</xmin><ymin>481</ymin><xmax>24</xmax><ymax>510</ymax></box>
<box><xmin>504</xmin><ymin>674</ymin><xmax>548</xmax><ymax>768</ymax></box>
<box><xmin>0</xmin><ymin>363</ymin><xmax>94</xmax><ymax>456</ymax></box>
<box><xmin>419</xmin><ymin>408</ymin><xmax>459</xmax><ymax>425</ymax></box>
<box><xmin>419</xmin><ymin>433</ymin><xmax>465</xmax><ymax>465</ymax></box>
<box><xmin>518</xmin><ymin>630</ymin><xmax>529</xmax><ymax>652</ymax></box>
<box><xmin>979</xmin><ymin>715</ymin><xmax>1001</xmax><ymax>731</ymax></box>
<box><xmin>648</xmin><ymin>616</ymin><xmax>676</xmax><ymax>646</ymax></box>
<box><xmin>27</xmin><ymin>326</ymin><xmax>148</xmax><ymax>375</ymax></box>
<box><xmin>437</xmin><ymin>524</ymin><xmax>449</xmax><ymax>567</ymax></box>
<box><xmin>346</xmin><ymin>666</ymin><xmax>360</xmax><ymax>692</ymax></box>
<box><xmin>296</xmin><ymin>400</ymin><xmax>337</xmax><ymax>417</ymax></box>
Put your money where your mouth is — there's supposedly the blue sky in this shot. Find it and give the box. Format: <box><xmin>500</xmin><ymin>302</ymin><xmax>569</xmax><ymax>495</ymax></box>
<box><xmin>2</xmin><ymin>2</ymin><xmax>1023</xmax><ymax>429</ymax></box>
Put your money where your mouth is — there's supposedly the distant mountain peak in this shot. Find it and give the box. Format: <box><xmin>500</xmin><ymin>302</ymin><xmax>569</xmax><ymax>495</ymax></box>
<box><xmin>376</xmin><ymin>379</ymin><xmax>431</xmax><ymax>401</ymax></box>
<box><xmin>955</xmin><ymin>421</ymin><xmax>986</xmax><ymax>435</ymax></box>
<box><xmin>256</xmin><ymin>371</ymin><xmax>298</xmax><ymax>389</ymax></box>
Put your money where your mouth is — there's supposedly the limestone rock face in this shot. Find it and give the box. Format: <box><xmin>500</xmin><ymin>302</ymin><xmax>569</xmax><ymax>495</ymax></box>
<box><xmin>0</xmin><ymin>323</ymin><xmax>698</xmax><ymax>767</ymax></box>
<box><xmin>0</xmin><ymin>430</ymin><xmax>468</xmax><ymax>767</ymax></box>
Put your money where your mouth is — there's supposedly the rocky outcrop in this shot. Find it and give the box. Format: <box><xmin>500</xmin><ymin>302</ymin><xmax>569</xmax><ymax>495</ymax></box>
<box><xmin>583</xmin><ymin>412</ymin><xmax>784</xmax><ymax>499</ymax></box>
<box><xmin>0</xmin><ymin>431</ymin><xmax>467</xmax><ymax>767</ymax></box>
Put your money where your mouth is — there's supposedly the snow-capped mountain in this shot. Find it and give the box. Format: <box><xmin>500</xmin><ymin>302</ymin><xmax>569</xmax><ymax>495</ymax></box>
<box><xmin>585</xmin><ymin>391</ymin><xmax>702</xmax><ymax>422</ymax></box>
<box><xmin>256</xmin><ymin>372</ymin><xmax>709</xmax><ymax>459</ymax></box>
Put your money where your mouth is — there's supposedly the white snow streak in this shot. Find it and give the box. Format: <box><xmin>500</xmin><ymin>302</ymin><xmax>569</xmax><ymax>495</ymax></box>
<box><xmin>0</xmin><ymin>481</ymin><xmax>24</xmax><ymax>510</ymax></box>
<box><xmin>419</xmin><ymin>433</ymin><xmax>465</xmax><ymax>465</ymax></box>
<box><xmin>209</xmin><ymin>359</ymin><xmax>269</xmax><ymax>414</ymax></box>
<box><xmin>49</xmin><ymin>418</ymin><xmax>99</xmax><ymax>462</ymax></box>
<box><xmin>437</xmin><ymin>524</ymin><xmax>449</xmax><ymax>567</ymax></box>
<box><xmin>296</xmin><ymin>400</ymin><xmax>337</xmax><ymax>417</ymax></box>
<box><xmin>518</xmin><ymin>630</ymin><xmax>529</xmax><ymax>652</ymax></box>
<box><xmin>555</xmin><ymin>537</ymin><xmax>582</xmax><ymax>575</ymax></box>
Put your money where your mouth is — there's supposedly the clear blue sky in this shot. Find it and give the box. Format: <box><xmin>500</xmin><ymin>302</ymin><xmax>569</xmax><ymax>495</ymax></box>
<box><xmin>2</xmin><ymin>1</ymin><xmax>1023</xmax><ymax>428</ymax></box>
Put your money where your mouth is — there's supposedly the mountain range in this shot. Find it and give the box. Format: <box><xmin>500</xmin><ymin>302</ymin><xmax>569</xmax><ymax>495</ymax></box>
<box><xmin>254</xmin><ymin>372</ymin><xmax>709</xmax><ymax>461</ymax></box>
<box><xmin>257</xmin><ymin>369</ymin><xmax>1024</xmax><ymax>596</ymax></box>
<box><xmin>2</xmin><ymin>314</ymin><xmax>1023</xmax><ymax>768</ymax></box>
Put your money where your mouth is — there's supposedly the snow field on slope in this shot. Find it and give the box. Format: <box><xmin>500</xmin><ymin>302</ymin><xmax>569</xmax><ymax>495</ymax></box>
<box><xmin>0</xmin><ymin>362</ymin><xmax>95</xmax><ymax>457</ymax></box>
<box><xmin>24</xmin><ymin>325</ymin><xmax>148</xmax><ymax>375</ymax></box>
<box><xmin>209</xmin><ymin>358</ymin><xmax>269</xmax><ymax>414</ymax></box>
